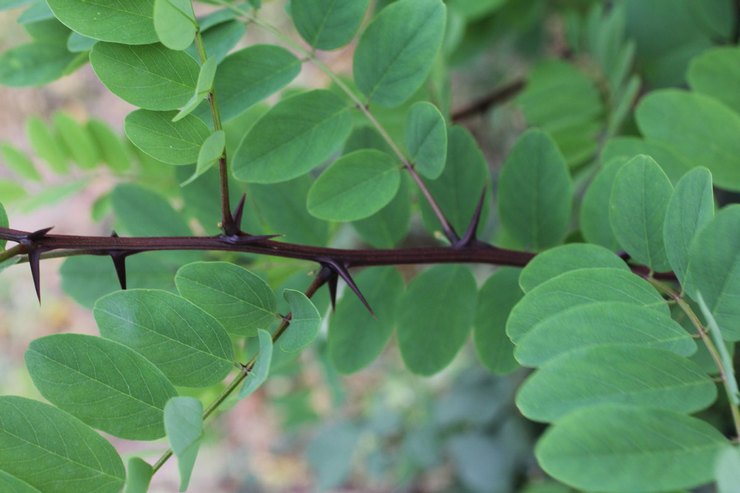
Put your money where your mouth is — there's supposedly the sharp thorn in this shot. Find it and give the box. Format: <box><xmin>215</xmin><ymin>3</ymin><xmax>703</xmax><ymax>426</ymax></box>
<box><xmin>111</xmin><ymin>253</ymin><xmax>127</xmax><ymax>290</ymax></box>
<box><xmin>328</xmin><ymin>271</ymin><xmax>338</xmax><ymax>311</ymax></box>
<box><xmin>28</xmin><ymin>249</ymin><xmax>42</xmax><ymax>303</ymax></box>
<box><xmin>232</xmin><ymin>193</ymin><xmax>247</xmax><ymax>231</ymax></box>
<box><xmin>455</xmin><ymin>186</ymin><xmax>487</xmax><ymax>249</ymax></box>
<box><xmin>326</xmin><ymin>261</ymin><xmax>374</xmax><ymax>317</ymax></box>
<box><xmin>111</xmin><ymin>231</ymin><xmax>119</xmax><ymax>238</ymax></box>
<box><xmin>26</xmin><ymin>226</ymin><xmax>53</xmax><ymax>242</ymax></box>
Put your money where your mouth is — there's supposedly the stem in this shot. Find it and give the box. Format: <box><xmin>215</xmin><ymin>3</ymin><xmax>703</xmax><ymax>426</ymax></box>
<box><xmin>151</xmin><ymin>271</ymin><xmax>328</xmax><ymax>475</ymax></box>
<box><xmin>0</xmin><ymin>244</ymin><xmax>24</xmax><ymax>263</ymax></box>
<box><xmin>647</xmin><ymin>278</ymin><xmax>740</xmax><ymax>439</ymax></box>
<box><xmin>194</xmin><ymin>29</ymin><xmax>233</xmax><ymax>234</ymax></box>
<box><xmin>212</xmin><ymin>0</ymin><xmax>459</xmax><ymax>243</ymax></box>
<box><xmin>451</xmin><ymin>79</ymin><xmax>526</xmax><ymax>122</ymax></box>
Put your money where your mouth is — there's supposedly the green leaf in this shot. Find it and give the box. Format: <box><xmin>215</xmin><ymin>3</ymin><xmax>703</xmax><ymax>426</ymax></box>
<box><xmin>250</xmin><ymin>176</ymin><xmax>329</xmax><ymax>246</ymax></box>
<box><xmin>0</xmin><ymin>201</ymin><xmax>7</xmax><ymax>250</ymax></box>
<box><xmin>696</xmin><ymin>293</ymin><xmax>739</xmax><ymax>405</ymax></box>
<box><xmin>636</xmin><ymin>89</ymin><xmax>740</xmax><ymax>192</ymax></box>
<box><xmin>536</xmin><ymin>405</ymin><xmax>728</xmax><ymax>492</ymax></box>
<box><xmin>517</xmin><ymin>346</ymin><xmax>716</xmax><ymax>423</ymax></box>
<box><xmin>405</xmin><ymin>102</ymin><xmax>447</xmax><ymax>179</ymax></box>
<box><xmin>181</xmin><ymin>130</ymin><xmax>225</xmax><ymax>185</ymax></box>
<box><xmin>47</xmin><ymin>0</ymin><xmax>157</xmax><ymax>44</ymax></box>
<box><xmin>175</xmin><ymin>261</ymin><xmax>277</xmax><ymax>338</ymax></box>
<box><xmin>164</xmin><ymin>397</ymin><xmax>203</xmax><ymax>492</ymax></box>
<box><xmin>307</xmin><ymin>149</ymin><xmax>401</xmax><ymax>221</ymax></box>
<box><xmin>354</xmin><ymin>0</ymin><xmax>446</xmax><ymax>107</ymax></box>
<box><xmin>25</xmin><ymin>333</ymin><xmax>177</xmax><ymax>440</ymax></box>
<box><xmin>686</xmin><ymin>205</ymin><xmax>740</xmax><ymax>341</ymax></box>
<box><xmin>687</xmin><ymin>46</ymin><xmax>740</xmax><ymax>114</ymax></box>
<box><xmin>474</xmin><ymin>268</ymin><xmax>524</xmax><ymax>375</ymax></box>
<box><xmin>194</xmin><ymin>19</ymin><xmax>244</xmax><ymax>64</ymax></box>
<box><xmin>209</xmin><ymin>45</ymin><xmax>302</xmax><ymax>122</ymax></box>
<box><xmin>0</xmin><ymin>471</ymin><xmax>41</xmax><ymax>493</ymax></box>
<box><xmin>352</xmin><ymin>174</ymin><xmax>411</xmax><ymax>248</ymax></box>
<box><xmin>663</xmin><ymin>167</ymin><xmax>714</xmax><ymax>285</ymax></box>
<box><xmin>580</xmin><ymin>157</ymin><xmax>628</xmax><ymax>250</ymax></box>
<box><xmin>397</xmin><ymin>265</ymin><xmax>477</xmax><ymax>375</ymax></box>
<box><xmin>520</xmin><ymin>243</ymin><xmax>629</xmax><ymax>293</ymax></box>
<box><xmin>67</xmin><ymin>32</ymin><xmax>97</xmax><ymax>52</ymax></box>
<box><xmin>125</xmin><ymin>458</ymin><xmax>153</xmax><ymax>493</ymax></box>
<box><xmin>506</xmin><ymin>268</ymin><xmax>669</xmax><ymax>343</ymax></box>
<box><xmin>0</xmin><ymin>41</ymin><xmax>78</xmax><ymax>87</ymax></box>
<box><xmin>514</xmin><ymin>302</ymin><xmax>696</xmax><ymax>367</ymax></box>
<box><xmin>26</xmin><ymin>116</ymin><xmax>68</xmax><ymax>173</ymax></box>
<box><xmin>18</xmin><ymin>179</ymin><xmax>88</xmax><ymax>213</ymax></box>
<box><xmin>173</xmin><ymin>57</ymin><xmax>218</xmax><ymax>122</ymax></box>
<box><xmin>609</xmin><ymin>154</ymin><xmax>673</xmax><ymax>272</ymax></box>
<box><xmin>279</xmin><ymin>289</ymin><xmax>321</xmax><ymax>352</ymax></box>
<box><xmin>239</xmin><ymin>329</ymin><xmax>273</xmax><ymax>399</ymax></box>
<box><xmin>233</xmin><ymin>89</ymin><xmax>353</xmax><ymax>183</ymax></box>
<box><xmin>716</xmin><ymin>446</ymin><xmax>740</xmax><ymax>493</ymax></box>
<box><xmin>420</xmin><ymin>126</ymin><xmax>490</xmax><ymax>237</ymax></box>
<box><xmin>328</xmin><ymin>267</ymin><xmax>404</xmax><ymax>373</ymax></box>
<box><xmin>154</xmin><ymin>0</ymin><xmax>196</xmax><ymax>51</ymax></box>
<box><xmin>53</xmin><ymin>112</ymin><xmax>98</xmax><ymax>169</ymax></box>
<box><xmin>0</xmin><ymin>143</ymin><xmax>40</xmax><ymax>181</ymax></box>
<box><xmin>292</xmin><ymin>0</ymin><xmax>368</xmax><ymax>50</ymax></box>
<box><xmin>498</xmin><ymin>129</ymin><xmax>572</xmax><ymax>251</ymax></box>
<box><xmin>0</xmin><ymin>396</ymin><xmax>125</xmax><ymax>493</ymax></box>
<box><xmin>125</xmin><ymin>110</ymin><xmax>210</xmax><ymax>166</ymax></box>
<box><xmin>87</xmin><ymin>119</ymin><xmax>132</xmax><ymax>172</ymax></box>
<box><xmin>602</xmin><ymin>136</ymin><xmax>692</xmax><ymax>185</ymax></box>
<box><xmin>111</xmin><ymin>183</ymin><xmax>191</xmax><ymax>236</ymax></box>
<box><xmin>93</xmin><ymin>289</ymin><xmax>234</xmax><ymax>387</ymax></box>
<box><xmin>91</xmin><ymin>43</ymin><xmax>199</xmax><ymax>111</ymax></box>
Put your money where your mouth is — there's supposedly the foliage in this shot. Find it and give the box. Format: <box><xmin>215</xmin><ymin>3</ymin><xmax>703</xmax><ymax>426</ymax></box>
<box><xmin>0</xmin><ymin>0</ymin><xmax>739</xmax><ymax>492</ymax></box>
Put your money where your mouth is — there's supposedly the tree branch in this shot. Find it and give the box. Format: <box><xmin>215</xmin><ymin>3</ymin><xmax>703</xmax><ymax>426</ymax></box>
<box><xmin>451</xmin><ymin>79</ymin><xmax>526</xmax><ymax>122</ymax></box>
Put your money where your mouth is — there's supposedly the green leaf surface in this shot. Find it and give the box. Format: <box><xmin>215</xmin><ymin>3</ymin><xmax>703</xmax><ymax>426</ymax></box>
<box><xmin>580</xmin><ymin>157</ymin><xmax>627</xmax><ymax>250</ymax></box>
<box><xmin>498</xmin><ymin>129</ymin><xmax>572</xmax><ymax>251</ymax></box>
<box><xmin>474</xmin><ymin>268</ymin><xmax>524</xmax><ymax>375</ymax></box>
<box><xmin>26</xmin><ymin>116</ymin><xmax>68</xmax><ymax>173</ymax></box>
<box><xmin>87</xmin><ymin>119</ymin><xmax>131</xmax><ymax>172</ymax></box>
<box><xmin>352</xmin><ymin>174</ymin><xmax>411</xmax><ymax>248</ymax></box>
<box><xmin>0</xmin><ymin>396</ymin><xmax>125</xmax><ymax>493</ymax></box>
<box><xmin>405</xmin><ymin>101</ymin><xmax>446</xmax><ymax>179</ymax></box>
<box><xmin>354</xmin><ymin>0</ymin><xmax>445</xmax><ymax>107</ymax></box>
<box><xmin>279</xmin><ymin>289</ymin><xmax>321</xmax><ymax>352</ymax></box>
<box><xmin>53</xmin><ymin>112</ymin><xmax>98</xmax><ymax>169</ymax></box>
<box><xmin>164</xmin><ymin>397</ymin><xmax>203</xmax><ymax>492</ymax></box>
<box><xmin>536</xmin><ymin>405</ymin><xmax>727</xmax><ymax>492</ymax></box>
<box><xmin>514</xmin><ymin>302</ymin><xmax>696</xmax><ymax>367</ymax></box>
<box><xmin>25</xmin><ymin>334</ymin><xmax>177</xmax><ymax>440</ymax></box>
<box><xmin>111</xmin><ymin>183</ymin><xmax>191</xmax><ymax>236</ymax></box>
<box><xmin>687</xmin><ymin>46</ymin><xmax>740</xmax><ymax>114</ymax></box>
<box><xmin>0</xmin><ymin>143</ymin><xmax>40</xmax><ymax>181</ymax></box>
<box><xmin>125</xmin><ymin>458</ymin><xmax>153</xmax><ymax>493</ymax></box>
<box><xmin>307</xmin><ymin>149</ymin><xmax>400</xmax><ymax>221</ymax></box>
<box><xmin>239</xmin><ymin>329</ymin><xmax>273</xmax><ymax>399</ymax></box>
<box><xmin>0</xmin><ymin>471</ymin><xmax>41</xmax><ymax>493</ymax></box>
<box><xmin>195</xmin><ymin>19</ymin><xmax>244</xmax><ymax>64</ymax></box>
<box><xmin>519</xmin><ymin>243</ymin><xmax>628</xmax><ymax>293</ymax></box>
<box><xmin>233</xmin><ymin>89</ymin><xmax>352</xmax><ymax>183</ymax></box>
<box><xmin>173</xmin><ymin>57</ymin><xmax>218</xmax><ymax>122</ymax></box>
<box><xmin>181</xmin><ymin>130</ymin><xmax>225</xmax><ymax>185</ymax></box>
<box><xmin>686</xmin><ymin>205</ymin><xmax>740</xmax><ymax>341</ymax></box>
<box><xmin>397</xmin><ymin>265</ymin><xmax>477</xmax><ymax>375</ymax></box>
<box><xmin>154</xmin><ymin>0</ymin><xmax>196</xmax><ymax>51</ymax></box>
<box><xmin>47</xmin><ymin>0</ymin><xmax>157</xmax><ymax>44</ymax></box>
<box><xmin>716</xmin><ymin>446</ymin><xmax>740</xmax><ymax>493</ymax></box>
<box><xmin>329</xmin><ymin>267</ymin><xmax>404</xmax><ymax>374</ymax></box>
<box><xmin>91</xmin><ymin>42</ymin><xmax>199</xmax><ymax>111</ymax></box>
<box><xmin>420</xmin><ymin>126</ymin><xmax>490</xmax><ymax>237</ymax></box>
<box><xmin>210</xmin><ymin>45</ymin><xmax>301</xmax><ymax>122</ymax></box>
<box><xmin>125</xmin><ymin>110</ymin><xmax>210</xmax><ymax>166</ymax></box>
<box><xmin>175</xmin><ymin>261</ymin><xmax>277</xmax><ymax>338</ymax></box>
<box><xmin>67</xmin><ymin>32</ymin><xmax>97</xmax><ymax>52</ymax></box>
<box><xmin>517</xmin><ymin>346</ymin><xmax>716</xmax><ymax>423</ymax></box>
<box><xmin>663</xmin><ymin>167</ymin><xmax>714</xmax><ymax>285</ymax></box>
<box><xmin>94</xmin><ymin>289</ymin><xmax>234</xmax><ymax>387</ymax></box>
<box><xmin>609</xmin><ymin>154</ymin><xmax>673</xmax><ymax>272</ymax></box>
<box><xmin>292</xmin><ymin>0</ymin><xmax>368</xmax><ymax>50</ymax></box>
<box><xmin>0</xmin><ymin>41</ymin><xmax>78</xmax><ymax>87</ymax></box>
<box><xmin>636</xmin><ymin>89</ymin><xmax>740</xmax><ymax>191</ymax></box>
<box><xmin>601</xmin><ymin>136</ymin><xmax>692</xmax><ymax>185</ymax></box>
<box><xmin>507</xmin><ymin>268</ymin><xmax>669</xmax><ymax>343</ymax></box>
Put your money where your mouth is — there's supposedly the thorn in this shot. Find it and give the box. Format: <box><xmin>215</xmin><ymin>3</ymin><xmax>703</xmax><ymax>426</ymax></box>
<box><xmin>323</xmin><ymin>260</ymin><xmax>374</xmax><ymax>317</ymax></box>
<box><xmin>111</xmin><ymin>231</ymin><xmax>118</xmax><ymax>238</ymax></box>
<box><xmin>327</xmin><ymin>271</ymin><xmax>338</xmax><ymax>311</ymax></box>
<box><xmin>218</xmin><ymin>233</ymin><xmax>281</xmax><ymax>245</ymax></box>
<box><xmin>110</xmin><ymin>253</ymin><xmax>127</xmax><ymax>290</ymax></box>
<box><xmin>26</xmin><ymin>226</ymin><xmax>53</xmax><ymax>241</ymax></box>
<box><xmin>232</xmin><ymin>193</ymin><xmax>247</xmax><ymax>232</ymax></box>
<box><xmin>28</xmin><ymin>249</ymin><xmax>42</xmax><ymax>303</ymax></box>
<box><xmin>454</xmin><ymin>187</ymin><xmax>487</xmax><ymax>249</ymax></box>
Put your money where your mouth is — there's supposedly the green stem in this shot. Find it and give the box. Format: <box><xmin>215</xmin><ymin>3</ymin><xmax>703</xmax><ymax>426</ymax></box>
<box><xmin>0</xmin><ymin>244</ymin><xmax>24</xmax><ymax>264</ymax></box>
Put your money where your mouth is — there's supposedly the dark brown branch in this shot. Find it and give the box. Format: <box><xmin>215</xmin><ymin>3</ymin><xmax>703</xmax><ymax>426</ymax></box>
<box><xmin>452</xmin><ymin>79</ymin><xmax>526</xmax><ymax>122</ymax></box>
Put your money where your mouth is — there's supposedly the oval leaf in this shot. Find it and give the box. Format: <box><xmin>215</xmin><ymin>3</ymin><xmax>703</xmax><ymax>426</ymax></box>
<box><xmin>397</xmin><ymin>265</ymin><xmax>477</xmax><ymax>375</ymax></box>
<box><xmin>176</xmin><ymin>261</ymin><xmax>277</xmax><ymax>338</ymax></box>
<box><xmin>164</xmin><ymin>397</ymin><xmax>203</xmax><ymax>492</ymax></box>
<box><xmin>239</xmin><ymin>329</ymin><xmax>273</xmax><ymax>399</ymax></box>
<box><xmin>153</xmin><ymin>0</ymin><xmax>196</xmax><ymax>51</ymax></box>
<box><xmin>579</xmin><ymin>157</ymin><xmax>628</xmax><ymax>251</ymax></box>
<box><xmin>181</xmin><ymin>130</ymin><xmax>226</xmax><ymax>185</ymax></box>
<box><xmin>307</xmin><ymin>149</ymin><xmax>400</xmax><ymax>221</ymax></box>
<box><xmin>687</xmin><ymin>46</ymin><xmax>740</xmax><ymax>114</ymax></box>
<box><xmin>0</xmin><ymin>42</ymin><xmax>79</xmax><ymax>87</ymax></box>
<box><xmin>47</xmin><ymin>0</ymin><xmax>158</xmax><ymax>44</ymax></box>
<box><xmin>292</xmin><ymin>0</ymin><xmax>369</xmax><ymax>50</ymax></box>
<box><xmin>25</xmin><ymin>334</ymin><xmax>177</xmax><ymax>440</ymax></box>
<box><xmin>91</xmin><ymin>42</ymin><xmax>199</xmax><ymax>111</ymax></box>
<box><xmin>0</xmin><ymin>396</ymin><xmax>125</xmax><ymax>493</ymax></box>
<box><xmin>0</xmin><ymin>143</ymin><xmax>41</xmax><ymax>181</ymax></box>
<box><xmin>125</xmin><ymin>458</ymin><xmax>153</xmax><ymax>493</ymax></box>
<box><xmin>93</xmin><ymin>289</ymin><xmax>234</xmax><ymax>387</ymax></box>
<box><xmin>280</xmin><ymin>289</ymin><xmax>321</xmax><ymax>352</ymax></box>
<box><xmin>233</xmin><ymin>89</ymin><xmax>353</xmax><ymax>183</ymax></box>
<box><xmin>536</xmin><ymin>405</ymin><xmax>728</xmax><ymax>492</ymax></box>
<box><xmin>354</xmin><ymin>0</ymin><xmax>446</xmax><ymax>107</ymax></box>
<box><xmin>125</xmin><ymin>110</ymin><xmax>210</xmax><ymax>166</ymax></box>
<box><xmin>517</xmin><ymin>346</ymin><xmax>716</xmax><ymax>422</ymax></box>
<box><xmin>0</xmin><ymin>471</ymin><xmax>42</xmax><ymax>493</ymax></box>
<box><xmin>405</xmin><ymin>101</ymin><xmax>447</xmax><ymax>179</ymax></box>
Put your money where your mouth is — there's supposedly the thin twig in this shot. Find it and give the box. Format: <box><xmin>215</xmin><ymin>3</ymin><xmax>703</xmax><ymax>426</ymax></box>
<box><xmin>451</xmin><ymin>79</ymin><xmax>526</xmax><ymax>122</ymax></box>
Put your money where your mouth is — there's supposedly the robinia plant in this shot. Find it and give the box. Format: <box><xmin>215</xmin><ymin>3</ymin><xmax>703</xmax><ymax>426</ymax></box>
<box><xmin>0</xmin><ymin>0</ymin><xmax>739</xmax><ymax>492</ymax></box>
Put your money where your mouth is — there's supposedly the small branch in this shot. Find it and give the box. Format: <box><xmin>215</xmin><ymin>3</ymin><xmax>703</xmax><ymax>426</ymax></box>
<box><xmin>0</xmin><ymin>244</ymin><xmax>25</xmax><ymax>263</ymax></box>
<box><xmin>451</xmin><ymin>79</ymin><xmax>526</xmax><ymax>122</ymax></box>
